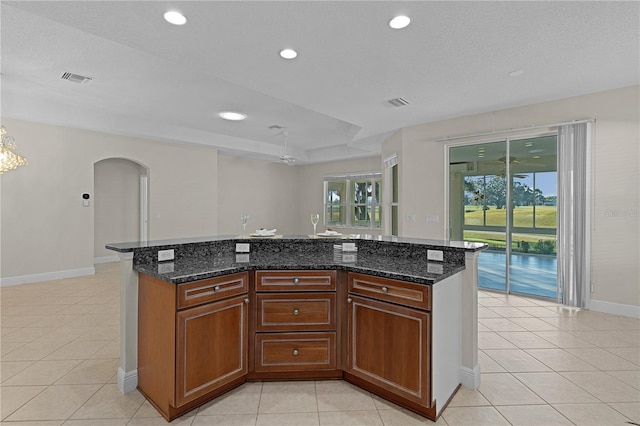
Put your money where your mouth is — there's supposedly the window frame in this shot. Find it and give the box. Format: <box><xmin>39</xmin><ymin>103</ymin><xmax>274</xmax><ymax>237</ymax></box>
<box><xmin>323</xmin><ymin>172</ymin><xmax>382</xmax><ymax>229</ymax></box>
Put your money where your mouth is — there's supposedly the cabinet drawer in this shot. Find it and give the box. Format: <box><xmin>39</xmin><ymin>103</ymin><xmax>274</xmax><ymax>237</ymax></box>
<box><xmin>256</xmin><ymin>293</ymin><xmax>336</xmax><ymax>332</ymax></box>
<box><xmin>348</xmin><ymin>273</ymin><xmax>431</xmax><ymax>311</ymax></box>
<box><xmin>255</xmin><ymin>270</ymin><xmax>336</xmax><ymax>292</ymax></box>
<box><xmin>255</xmin><ymin>332</ymin><xmax>336</xmax><ymax>372</ymax></box>
<box><xmin>177</xmin><ymin>272</ymin><xmax>248</xmax><ymax>309</ymax></box>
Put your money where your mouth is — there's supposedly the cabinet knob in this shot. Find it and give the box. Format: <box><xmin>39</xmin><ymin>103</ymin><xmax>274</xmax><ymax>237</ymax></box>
<box><xmin>293</xmin><ymin>308</ymin><xmax>299</xmax><ymax>316</ymax></box>
<box><xmin>293</xmin><ymin>278</ymin><xmax>300</xmax><ymax>284</ymax></box>
<box><xmin>244</xmin><ymin>298</ymin><xmax>249</xmax><ymax>304</ymax></box>
<box><xmin>213</xmin><ymin>285</ymin><xmax>221</xmax><ymax>292</ymax></box>
<box><xmin>381</xmin><ymin>286</ymin><xmax>389</xmax><ymax>293</ymax></box>
<box><xmin>347</xmin><ymin>297</ymin><xmax>352</xmax><ymax>303</ymax></box>
<box><xmin>292</xmin><ymin>349</ymin><xmax>299</xmax><ymax>356</ymax></box>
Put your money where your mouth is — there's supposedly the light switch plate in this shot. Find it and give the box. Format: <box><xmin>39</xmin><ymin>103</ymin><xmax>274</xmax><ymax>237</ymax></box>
<box><xmin>158</xmin><ymin>249</ymin><xmax>175</xmax><ymax>262</ymax></box>
<box><xmin>427</xmin><ymin>249</ymin><xmax>443</xmax><ymax>261</ymax></box>
<box><xmin>236</xmin><ymin>243</ymin><xmax>250</xmax><ymax>253</ymax></box>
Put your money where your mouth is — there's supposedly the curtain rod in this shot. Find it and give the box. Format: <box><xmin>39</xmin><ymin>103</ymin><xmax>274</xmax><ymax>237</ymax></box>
<box><xmin>436</xmin><ymin>118</ymin><xmax>595</xmax><ymax>142</ymax></box>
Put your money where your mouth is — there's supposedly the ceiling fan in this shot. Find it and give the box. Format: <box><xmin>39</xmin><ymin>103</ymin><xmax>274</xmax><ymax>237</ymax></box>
<box><xmin>278</xmin><ymin>130</ymin><xmax>295</xmax><ymax>165</ymax></box>
<box><xmin>497</xmin><ymin>153</ymin><xmax>527</xmax><ymax>178</ymax></box>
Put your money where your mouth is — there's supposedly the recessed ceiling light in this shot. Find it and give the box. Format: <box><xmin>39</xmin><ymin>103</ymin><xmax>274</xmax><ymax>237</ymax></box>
<box><xmin>508</xmin><ymin>69</ymin><xmax>525</xmax><ymax>77</ymax></box>
<box><xmin>389</xmin><ymin>15</ymin><xmax>410</xmax><ymax>29</ymax></box>
<box><xmin>533</xmin><ymin>156</ymin><xmax>541</xmax><ymax>159</ymax></box>
<box><xmin>218</xmin><ymin>111</ymin><xmax>247</xmax><ymax>121</ymax></box>
<box><xmin>164</xmin><ymin>10</ymin><xmax>186</xmax><ymax>25</ymax></box>
<box><xmin>279</xmin><ymin>48</ymin><xmax>298</xmax><ymax>59</ymax></box>
<box><xmin>525</xmin><ymin>142</ymin><xmax>533</xmax><ymax>147</ymax></box>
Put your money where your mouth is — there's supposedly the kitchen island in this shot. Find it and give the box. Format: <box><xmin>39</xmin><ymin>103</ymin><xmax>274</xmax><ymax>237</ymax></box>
<box><xmin>107</xmin><ymin>235</ymin><xmax>486</xmax><ymax>422</ymax></box>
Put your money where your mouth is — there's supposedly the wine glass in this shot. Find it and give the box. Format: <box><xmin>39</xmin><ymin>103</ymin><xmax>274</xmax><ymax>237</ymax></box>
<box><xmin>311</xmin><ymin>213</ymin><xmax>319</xmax><ymax>235</ymax></box>
<box><xmin>240</xmin><ymin>213</ymin><xmax>249</xmax><ymax>234</ymax></box>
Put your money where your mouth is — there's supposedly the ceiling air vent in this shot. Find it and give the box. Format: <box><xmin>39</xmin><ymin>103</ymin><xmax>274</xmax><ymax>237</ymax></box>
<box><xmin>387</xmin><ymin>97</ymin><xmax>410</xmax><ymax>107</ymax></box>
<box><xmin>61</xmin><ymin>72</ymin><xmax>93</xmax><ymax>84</ymax></box>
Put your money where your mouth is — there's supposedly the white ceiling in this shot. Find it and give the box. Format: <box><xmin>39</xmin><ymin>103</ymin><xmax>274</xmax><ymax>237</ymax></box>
<box><xmin>2</xmin><ymin>1</ymin><xmax>638</xmax><ymax>164</ymax></box>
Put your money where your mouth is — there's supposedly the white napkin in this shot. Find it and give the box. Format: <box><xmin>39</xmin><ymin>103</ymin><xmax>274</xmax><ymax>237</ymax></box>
<box><xmin>254</xmin><ymin>228</ymin><xmax>277</xmax><ymax>236</ymax></box>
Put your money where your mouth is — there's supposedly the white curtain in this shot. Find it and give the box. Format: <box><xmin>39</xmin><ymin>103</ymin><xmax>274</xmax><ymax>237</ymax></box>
<box><xmin>557</xmin><ymin>123</ymin><xmax>591</xmax><ymax>308</ymax></box>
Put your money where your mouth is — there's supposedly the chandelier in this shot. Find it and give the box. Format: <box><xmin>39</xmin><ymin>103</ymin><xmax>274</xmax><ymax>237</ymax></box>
<box><xmin>0</xmin><ymin>125</ymin><xmax>28</xmax><ymax>174</ymax></box>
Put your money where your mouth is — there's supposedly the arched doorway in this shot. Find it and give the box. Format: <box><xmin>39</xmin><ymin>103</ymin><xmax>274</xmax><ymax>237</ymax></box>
<box><xmin>94</xmin><ymin>158</ymin><xmax>148</xmax><ymax>263</ymax></box>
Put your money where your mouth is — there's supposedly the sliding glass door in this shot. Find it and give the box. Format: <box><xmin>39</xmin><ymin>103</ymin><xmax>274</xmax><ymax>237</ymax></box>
<box><xmin>449</xmin><ymin>135</ymin><xmax>558</xmax><ymax>299</ymax></box>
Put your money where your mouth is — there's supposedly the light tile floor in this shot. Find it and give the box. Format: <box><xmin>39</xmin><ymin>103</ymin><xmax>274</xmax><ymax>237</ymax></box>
<box><xmin>1</xmin><ymin>263</ymin><xmax>639</xmax><ymax>425</ymax></box>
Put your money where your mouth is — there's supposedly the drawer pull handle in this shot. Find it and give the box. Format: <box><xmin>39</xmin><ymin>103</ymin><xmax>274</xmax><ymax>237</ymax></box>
<box><xmin>244</xmin><ymin>298</ymin><xmax>249</xmax><ymax>304</ymax></box>
<box><xmin>292</xmin><ymin>349</ymin><xmax>299</xmax><ymax>356</ymax></box>
<box><xmin>347</xmin><ymin>297</ymin><xmax>352</xmax><ymax>303</ymax></box>
<box><xmin>293</xmin><ymin>308</ymin><xmax>299</xmax><ymax>316</ymax></box>
<box><xmin>213</xmin><ymin>285</ymin><xmax>221</xmax><ymax>292</ymax></box>
<box><xmin>381</xmin><ymin>286</ymin><xmax>389</xmax><ymax>293</ymax></box>
<box><xmin>293</xmin><ymin>278</ymin><xmax>300</xmax><ymax>284</ymax></box>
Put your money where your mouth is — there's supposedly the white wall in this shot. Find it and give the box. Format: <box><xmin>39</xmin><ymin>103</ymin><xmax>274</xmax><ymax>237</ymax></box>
<box><xmin>1</xmin><ymin>119</ymin><xmax>218</xmax><ymax>282</ymax></box>
<box><xmin>216</xmin><ymin>154</ymin><xmax>383</xmax><ymax>236</ymax></box>
<box><xmin>216</xmin><ymin>155</ymin><xmax>299</xmax><ymax>235</ymax></box>
<box><xmin>384</xmin><ymin>85</ymin><xmax>640</xmax><ymax>311</ymax></box>
<box><xmin>94</xmin><ymin>158</ymin><xmax>145</xmax><ymax>259</ymax></box>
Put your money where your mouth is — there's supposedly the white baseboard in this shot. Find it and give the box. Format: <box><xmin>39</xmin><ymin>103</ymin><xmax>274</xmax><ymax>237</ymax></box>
<box><xmin>117</xmin><ymin>368</ymin><xmax>138</xmax><ymax>394</ymax></box>
<box><xmin>460</xmin><ymin>364</ymin><xmax>481</xmax><ymax>390</ymax></box>
<box><xmin>589</xmin><ymin>299</ymin><xmax>640</xmax><ymax>319</ymax></box>
<box><xmin>0</xmin><ymin>267</ymin><xmax>95</xmax><ymax>287</ymax></box>
<box><xmin>94</xmin><ymin>255</ymin><xmax>120</xmax><ymax>264</ymax></box>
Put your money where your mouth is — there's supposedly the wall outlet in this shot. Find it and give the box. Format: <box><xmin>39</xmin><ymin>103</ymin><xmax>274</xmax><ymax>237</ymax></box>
<box><xmin>427</xmin><ymin>263</ymin><xmax>444</xmax><ymax>274</ymax></box>
<box><xmin>427</xmin><ymin>249</ymin><xmax>444</xmax><ymax>262</ymax></box>
<box><xmin>158</xmin><ymin>262</ymin><xmax>174</xmax><ymax>274</ymax></box>
<box><xmin>236</xmin><ymin>243</ymin><xmax>250</xmax><ymax>253</ymax></box>
<box><xmin>342</xmin><ymin>254</ymin><xmax>357</xmax><ymax>263</ymax></box>
<box><xmin>158</xmin><ymin>249</ymin><xmax>175</xmax><ymax>262</ymax></box>
<box><xmin>426</xmin><ymin>215</ymin><xmax>440</xmax><ymax>223</ymax></box>
<box><xmin>235</xmin><ymin>253</ymin><xmax>250</xmax><ymax>263</ymax></box>
<box><xmin>407</xmin><ymin>214</ymin><xmax>416</xmax><ymax>222</ymax></box>
<box><xmin>342</xmin><ymin>242</ymin><xmax>357</xmax><ymax>252</ymax></box>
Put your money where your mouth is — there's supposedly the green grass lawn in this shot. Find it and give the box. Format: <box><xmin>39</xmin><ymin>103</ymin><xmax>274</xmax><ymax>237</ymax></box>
<box><xmin>464</xmin><ymin>205</ymin><xmax>556</xmax><ymax>228</ymax></box>
<box><xmin>462</xmin><ymin>205</ymin><xmax>557</xmax><ymax>254</ymax></box>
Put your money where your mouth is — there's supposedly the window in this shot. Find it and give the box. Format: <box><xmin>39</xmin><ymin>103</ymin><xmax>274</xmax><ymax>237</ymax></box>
<box><xmin>324</xmin><ymin>172</ymin><xmax>382</xmax><ymax>229</ymax></box>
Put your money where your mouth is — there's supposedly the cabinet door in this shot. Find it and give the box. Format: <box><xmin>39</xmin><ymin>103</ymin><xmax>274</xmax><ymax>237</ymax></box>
<box><xmin>347</xmin><ymin>295</ymin><xmax>431</xmax><ymax>406</ymax></box>
<box><xmin>176</xmin><ymin>294</ymin><xmax>248</xmax><ymax>407</ymax></box>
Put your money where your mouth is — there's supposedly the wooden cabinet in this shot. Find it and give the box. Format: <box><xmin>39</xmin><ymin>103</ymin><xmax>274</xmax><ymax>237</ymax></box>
<box><xmin>138</xmin><ymin>272</ymin><xmax>248</xmax><ymax>421</ymax></box>
<box><xmin>138</xmin><ymin>268</ymin><xmax>456</xmax><ymax>422</ymax></box>
<box><xmin>252</xmin><ymin>271</ymin><xmax>338</xmax><ymax>376</ymax></box>
<box><xmin>345</xmin><ymin>273</ymin><xmax>435</xmax><ymax>419</ymax></box>
<box><xmin>175</xmin><ymin>294</ymin><xmax>248</xmax><ymax>406</ymax></box>
<box><xmin>255</xmin><ymin>332</ymin><xmax>336</xmax><ymax>372</ymax></box>
<box><xmin>256</xmin><ymin>293</ymin><xmax>336</xmax><ymax>332</ymax></box>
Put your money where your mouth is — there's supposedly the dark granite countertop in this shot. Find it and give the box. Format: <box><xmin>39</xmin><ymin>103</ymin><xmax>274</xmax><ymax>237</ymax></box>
<box><xmin>134</xmin><ymin>249</ymin><xmax>465</xmax><ymax>285</ymax></box>
<box><xmin>107</xmin><ymin>235</ymin><xmax>487</xmax><ymax>286</ymax></box>
<box><xmin>106</xmin><ymin>234</ymin><xmax>488</xmax><ymax>253</ymax></box>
